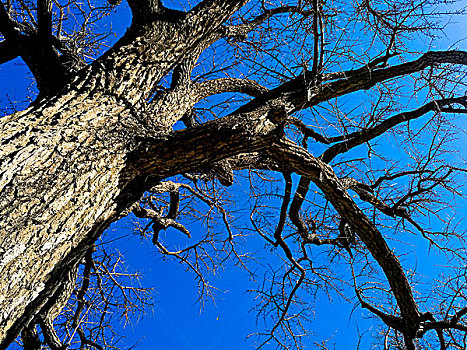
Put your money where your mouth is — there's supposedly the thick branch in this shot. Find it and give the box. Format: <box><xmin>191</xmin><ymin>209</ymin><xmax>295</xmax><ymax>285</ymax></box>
<box><xmin>195</xmin><ymin>77</ymin><xmax>269</xmax><ymax>99</ymax></box>
<box><xmin>132</xmin><ymin>204</ymin><xmax>190</xmax><ymax>242</ymax></box>
<box><xmin>356</xmin><ymin>288</ymin><xmax>403</xmax><ymax>331</ymax></box>
<box><xmin>273</xmin><ymin>172</ymin><xmax>293</xmax><ymax>243</ymax></box>
<box><xmin>288</xmin><ymin>176</ymin><xmax>312</xmax><ymax>238</ymax></box>
<box><xmin>149</xmin><ymin>77</ymin><xmax>269</xmax><ymax>130</ymax></box>
<box><xmin>37</xmin><ymin>317</ymin><xmax>63</xmax><ymax>350</ymax></box>
<box><xmin>0</xmin><ymin>2</ymin><xmax>18</xmax><ymax>39</ymax></box>
<box><xmin>0</xmin><ymin>40</ymin><xmax>20</xmax><ymax>64</ymax></box>
<box><xmin>127</xmin><ymin>0</ymin><xmax>164</xmax><ymax>24</ymax></box>
<box><xmin>309</xmin><ymin>0</ymin><xmax>322</xmax><ymax>86</ymax></box>
<box><xmin>168</xmin><ymin>0</ymin><xmax>251</xmax><ymax>88</ymax></box>
<box><xmin>129</xmin><ymin>104</ymin><xmax>287</xmax><ymax>178</ymax></box>
<box><xmin>90</xmin><ymin>0</ymin><xmax>248</xmax><ymax>108</ymax></box>
<box><xmin>20</xmin><ymin>324</ymin><xmax>41</xmax><ymax>350</ymax></box>
<box><xmin>236</xmin><ymin>51</ymin><xmax>467</xmax><ymax>116</ymax></box>
<box><xmin>321</xmin><ymin>96</ymin><xmax>467</xmax><ymax>162</ymax></box>
<box><xmin>37</xmin><ymin>0</ymin><xmax>53</xmax><ymax>41</ymax></box>
<box><xmin>268</xmin><ymin>139</ymin><xmax>421</xmax><ymax>334</ymax></box>
<box><xmin>0</xmin><ymin>1</ymin><xmax>73</xmax><ymax>96</ymax></box>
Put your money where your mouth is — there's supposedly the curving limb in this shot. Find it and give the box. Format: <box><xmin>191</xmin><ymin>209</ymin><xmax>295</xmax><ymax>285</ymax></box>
<box><xmin>268</xmin><ymin>138</ymin><xmax>422</xmax><ymax>344</ymax></box>
<box><xmin>321</xmin><ymin>96</ymin><xmax>467</xmax><ymax>162</ymax></box>
<box><xmin>131</xmin><ymin>198</ymin><xmax>191</xmax><ymax>244</ymax></box>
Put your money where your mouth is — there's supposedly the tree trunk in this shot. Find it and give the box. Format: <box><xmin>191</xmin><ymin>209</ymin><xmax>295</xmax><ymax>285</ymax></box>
<box><xmin>0</xmin><ymin>88</ymin><xmax>146</xmax><ymax>347</ymax></box>
<box><xmin>0</xmin><ymin>73</ymin><xmax>280</xmax><ymax>349</ymax></box>
<box><xmin>0</xmin><ymin>2</ymin><xmax>251</xmax><ymax>345</ymax></box>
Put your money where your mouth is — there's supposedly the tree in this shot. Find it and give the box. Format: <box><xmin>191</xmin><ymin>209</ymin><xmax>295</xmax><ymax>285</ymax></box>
<box><xmin>0</xmin><ymin>0</ymin><xmax>466</xmax><ymax>349</ymax></box>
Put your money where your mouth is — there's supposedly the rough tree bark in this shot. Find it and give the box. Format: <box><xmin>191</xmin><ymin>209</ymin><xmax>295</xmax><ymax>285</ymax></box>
<box><xmin>0</xmin><ymin>1</ymin><xmax>252</xmax><ymax>346</ymax></box>
<box><xmin>0</xmin><ymin>0</ymin><xmax>466</xmax><ymax>348</ymax></box>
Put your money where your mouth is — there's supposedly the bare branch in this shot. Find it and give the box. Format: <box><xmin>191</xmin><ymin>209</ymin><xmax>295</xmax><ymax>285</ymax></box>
<box><xmin>236</xmin><ymin>51</ymin><xmax>467</xmax><ymax>116</ymax></box>
<box><xmin>268</xmin><ymin>138</ymin><xmax>421</xmax><ymax>331</ymax></box>
<box><xmin>0</xmin><ymin>2</ymin><xmax>19</xmax><ymax>39</ymax></box>
<box><xmin>224</xmin><ymin>5</ymin><xmax>313</xmax><ymax>39</ymax></box>
<box><xmin>37</xmin><ymin>0</ymin><xmax>53</xmax><ymax>41</ymax></box>
<box><xmin>321</xmin><ymin>96</ymin><xmax>467</xmax><ymax>162</ymax></box>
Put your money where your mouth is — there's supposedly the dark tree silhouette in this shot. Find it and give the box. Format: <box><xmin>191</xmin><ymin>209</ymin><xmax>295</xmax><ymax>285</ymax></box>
<box><xmin>0</xmin><ymin>0</ymin><xmax>466</xmax><ymax>349</ymax></box>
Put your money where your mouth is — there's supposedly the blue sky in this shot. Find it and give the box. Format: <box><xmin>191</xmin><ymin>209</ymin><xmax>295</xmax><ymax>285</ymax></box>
<box><xmin>1</xmin><ymin>1</ymin><xmax>466</xmax><ymax>349</ymax></box>
<box><xmin>95</xmin><ymin>3</ymin><xmax>467</xmax><ymax>347</ymax></box>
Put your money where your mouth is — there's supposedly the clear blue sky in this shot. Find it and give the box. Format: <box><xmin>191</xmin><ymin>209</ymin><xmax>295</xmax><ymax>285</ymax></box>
<box><xmin>100</xmin><ymin>3</ymin><xmax>466</xmax><ymax>349</ymax></box>
<box><xmin>0</xmin><ymin>1</ymin><xmax>466</xmax><ymax>349</ymax></box>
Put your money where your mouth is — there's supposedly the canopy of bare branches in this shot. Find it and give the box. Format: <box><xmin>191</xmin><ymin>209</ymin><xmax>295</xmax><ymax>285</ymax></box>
<box><xmin>0</xmin><ymin>0</ymin><xmax>466</xmax><ymax>349</ymax></box>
